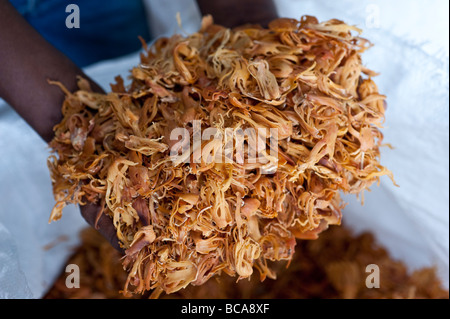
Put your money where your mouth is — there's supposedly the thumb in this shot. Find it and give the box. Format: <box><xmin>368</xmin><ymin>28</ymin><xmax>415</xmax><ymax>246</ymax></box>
<box><xmin>80</xmin><ymin>203</ymin><xmax>124</xmax><ymax>254</ymax></box>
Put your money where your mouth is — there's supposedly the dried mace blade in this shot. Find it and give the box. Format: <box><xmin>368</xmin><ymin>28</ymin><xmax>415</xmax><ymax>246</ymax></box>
<box><xmin>48</xmin><ymin>15</ymin><xmax>395</xmax><ymax>295</ymax></box>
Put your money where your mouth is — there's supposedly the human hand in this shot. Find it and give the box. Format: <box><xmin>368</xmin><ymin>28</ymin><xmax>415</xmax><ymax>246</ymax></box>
<box><xmin>80</xmin><ymin>203</ymin><xmax>123</xmax><ymax>253</ymax></box>
<box><xmin>196</xmin><ymin>0</ymin><xmax>278</xmax><ymax>28</ymax></box>
<box><xmin>0</xmin><ymin>1</ymin><xmax>122</xmax><ymax>252</ymax></box>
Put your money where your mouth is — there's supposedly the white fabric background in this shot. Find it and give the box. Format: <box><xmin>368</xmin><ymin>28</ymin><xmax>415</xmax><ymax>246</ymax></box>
<box><xmin>0</xmin><ymin>0</ymin><xmax>448</xmax><ymax>298</ymax></box>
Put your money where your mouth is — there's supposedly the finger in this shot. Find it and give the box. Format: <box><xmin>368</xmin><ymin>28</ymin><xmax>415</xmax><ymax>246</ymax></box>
<box><xmin>80</xmin><ymin>203</ymin><xmax>124</xmax><ymax>254</ymax></box>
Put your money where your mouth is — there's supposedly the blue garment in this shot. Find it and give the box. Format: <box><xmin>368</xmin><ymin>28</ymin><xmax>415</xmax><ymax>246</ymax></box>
<box><xmin>10</xmin><ymin>0</ymin><xmax>151</xmax><ymax>67</ymax></box>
